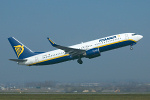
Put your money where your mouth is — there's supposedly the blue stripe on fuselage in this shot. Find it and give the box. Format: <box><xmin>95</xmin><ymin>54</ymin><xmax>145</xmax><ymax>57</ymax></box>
<box><xmin>99</xmin><ymin>39</ymin><xmax>136</xmax><ymax>52</ymax></box>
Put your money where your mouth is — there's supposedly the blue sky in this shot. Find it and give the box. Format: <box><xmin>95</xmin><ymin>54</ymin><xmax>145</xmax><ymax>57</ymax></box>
<box><xmin>0</xmin><ymin>0</ymin><xmax>150</xmax><ymax>83</ymax></box>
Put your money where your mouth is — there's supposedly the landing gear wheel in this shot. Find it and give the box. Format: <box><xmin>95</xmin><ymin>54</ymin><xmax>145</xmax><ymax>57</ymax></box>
<box><xmin>77</xmin><ymin>58</ymin><xmax>83</xmax><ymax>64</ymax></box>
<box><xmin>130</xmin><ymin>46</ymin><xmax>133</xmax><ymax>50</ymax></box>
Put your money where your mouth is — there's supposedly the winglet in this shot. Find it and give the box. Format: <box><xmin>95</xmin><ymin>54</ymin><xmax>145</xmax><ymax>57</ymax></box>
<box><xmin>47</xmin><ymin>37</ymin><xmax>57</xmax><ymax>46</ymax></box>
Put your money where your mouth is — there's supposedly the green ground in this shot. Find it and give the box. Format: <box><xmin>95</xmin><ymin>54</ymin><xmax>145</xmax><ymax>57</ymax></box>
<box><xmin>0</xmin><ymin>94</ymin><xmax>150</xmax><ymax>100</ymax></box>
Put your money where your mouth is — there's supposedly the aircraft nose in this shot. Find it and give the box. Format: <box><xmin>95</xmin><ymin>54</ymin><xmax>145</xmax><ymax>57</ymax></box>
<box><xmin>139</xmin><ymin>35</ymin><xmax>143</xmax><ymax>40</ymax></box>
<box><xmin>137</xmin><ymin>35</ymin><xmax>143</xmax><ymax>41</ymax></box>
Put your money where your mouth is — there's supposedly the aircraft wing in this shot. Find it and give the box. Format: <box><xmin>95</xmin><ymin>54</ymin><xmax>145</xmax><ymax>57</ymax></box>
<box><xmin>47</xmin><ymin>38</ymin><xmax>86</xmax><ymax>57</ymax></box>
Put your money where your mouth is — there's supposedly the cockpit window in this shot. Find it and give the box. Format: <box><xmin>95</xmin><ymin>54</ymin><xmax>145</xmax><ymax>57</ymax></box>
<box><xmin>132</xmin><ymin>33</ymin><xmax>137</xmax><ymax>36</ymax></box>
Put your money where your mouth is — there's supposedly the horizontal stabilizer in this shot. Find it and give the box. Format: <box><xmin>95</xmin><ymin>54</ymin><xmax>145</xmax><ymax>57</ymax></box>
<box><xmin>9</xmin><ymin>59</ymin><xmax>27</xmax><ymax>62</ymax></box>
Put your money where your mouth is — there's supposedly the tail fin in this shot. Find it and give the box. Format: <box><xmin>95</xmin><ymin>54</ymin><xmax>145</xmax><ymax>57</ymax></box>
<box><xmin>8</xmin><ymin>37</ymin><xmax>35</xmax><ymax>59</ymax></box>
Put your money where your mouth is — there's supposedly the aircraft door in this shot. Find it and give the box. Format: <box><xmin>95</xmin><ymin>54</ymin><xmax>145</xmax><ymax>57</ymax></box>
<box><xmin>35</xmin><ymin>57</ymin><xmax>39</xmax><ymax>62</ymax></box>
<box><xmin>125</xmin><ymin>34</ymin><xmax>129</xmax><ymax>40</ymax></box>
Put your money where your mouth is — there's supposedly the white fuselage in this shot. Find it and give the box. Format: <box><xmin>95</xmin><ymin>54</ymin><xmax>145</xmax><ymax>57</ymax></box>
<box><xmin>20</xmin><ymin>33</ymin><xmax>143</xmax><ymax>66</ymax></box>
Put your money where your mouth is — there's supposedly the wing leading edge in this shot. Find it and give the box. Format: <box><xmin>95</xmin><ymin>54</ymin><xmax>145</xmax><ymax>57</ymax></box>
<box><xmin>47</xmin><ymin>38</ymin><xmax>85</xmax><ymax>57</ymax></box>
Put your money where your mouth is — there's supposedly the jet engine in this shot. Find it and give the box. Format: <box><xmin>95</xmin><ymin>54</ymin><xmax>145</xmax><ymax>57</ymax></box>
<box><xmin>85</xmin><ymin>48</ymin><xmax>101</xmax><ymax>59</ymax></box>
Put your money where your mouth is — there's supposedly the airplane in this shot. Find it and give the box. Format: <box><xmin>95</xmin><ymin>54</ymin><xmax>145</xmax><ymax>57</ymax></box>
<box><xmin>8</xmin><ymin>33</ymin><xmax>143</xmax><ymax>66</ymax></box>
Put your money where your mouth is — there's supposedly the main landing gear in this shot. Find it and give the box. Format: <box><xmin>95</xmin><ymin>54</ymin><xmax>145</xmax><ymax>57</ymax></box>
<box><xmin>77</xmin><ymin>58</ymin><xmax>83</xmax><ymax>64</ymax></box>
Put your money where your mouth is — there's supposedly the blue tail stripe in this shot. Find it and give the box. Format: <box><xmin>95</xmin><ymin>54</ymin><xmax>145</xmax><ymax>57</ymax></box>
<box><xmin>8</xmin><ymin>37</ymin><xmax>36</xmax><ymax>59</ymax></box>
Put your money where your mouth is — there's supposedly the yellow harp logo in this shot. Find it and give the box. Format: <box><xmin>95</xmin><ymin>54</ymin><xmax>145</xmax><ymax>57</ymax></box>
<box><xmin>14</xmin><ymin>45</ymin><xmax>24</xmax><ymax>58</ymax></box>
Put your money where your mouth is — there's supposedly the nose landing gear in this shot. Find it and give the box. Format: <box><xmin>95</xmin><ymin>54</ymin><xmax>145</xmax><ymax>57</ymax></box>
<box><xmin>130</xmin><ymin>43</ymin><xmax>136</xmax><ymax>50</ymax></box>
<box><xmin>130</xmin><ymin>45</ymin><xmax>133</xmax><ymax>50</ymax></box>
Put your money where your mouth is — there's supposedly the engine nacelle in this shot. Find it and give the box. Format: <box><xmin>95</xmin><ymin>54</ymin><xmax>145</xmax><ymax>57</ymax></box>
<box><xmin>85</xmin><ymin>48</ymin><xmax>101</xmax><ymax>59</ymax></box>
